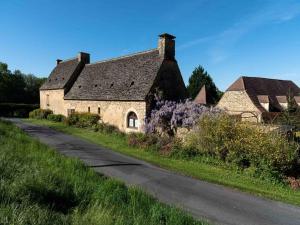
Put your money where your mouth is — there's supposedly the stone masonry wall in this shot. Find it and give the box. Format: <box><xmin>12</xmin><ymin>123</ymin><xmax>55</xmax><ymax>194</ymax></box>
<box><xmin>64</xmin><ymin>100</ymin><xmax>146</xmax><ymax>133</ymax></box>
<box><xmin>217</xmin><ymin>91</ymin><xmax>262</xmax><ymax>122</ymax></box>
<box><xmin>40</xmin><ymin>89</ymin><xmax>65</xmax><ymax>115</ymax></box>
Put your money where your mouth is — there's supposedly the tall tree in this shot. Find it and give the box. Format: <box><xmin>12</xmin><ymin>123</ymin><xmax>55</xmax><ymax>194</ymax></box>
<box><xmin>0</xmin><ymin>62</ymin><xmax>46</xmax><ymax>103</ymax></box>
<box><xmin>187</xmin><ymin>66</ymin><xmax>221</xmax><ymax>104</ymax></box>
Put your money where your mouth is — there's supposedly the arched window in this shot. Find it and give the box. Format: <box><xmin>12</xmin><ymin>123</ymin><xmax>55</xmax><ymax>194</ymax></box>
<box><xmin>127</xmin><ymin>112</ymin><xmax>138</xmax><ymax>128</ymax></box>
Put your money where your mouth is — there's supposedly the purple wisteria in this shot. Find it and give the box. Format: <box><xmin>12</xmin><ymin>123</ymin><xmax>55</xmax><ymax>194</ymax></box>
<box><xmin>145</xmin><ymin>99</ymin><xmax>221</xmax><ymax>135</ymax></box>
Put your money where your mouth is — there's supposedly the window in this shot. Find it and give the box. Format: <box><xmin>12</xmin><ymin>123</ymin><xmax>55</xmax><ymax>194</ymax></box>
<box><xmin>127</xmin><ymin>112</ymin><xmax>138</xmax><ymax>128</ymax></box>
<box><xmin>98</xmin><ymin>107</ymin><xmax>101</xmax><ymax>114</ymax></box>
<box><xmin>88</xmin><ymin>107</ymin><xmax>90</xmax><ymax>113</ymax></box>
<box><xmin>67</xmin><ymin>109</ymin><xmax>75</xmax><ymax>116</ymax></box>
<box><xmin>46</xmin><ymin>94</ymin><xmax>50</xmax><ymax>106</ymax></box>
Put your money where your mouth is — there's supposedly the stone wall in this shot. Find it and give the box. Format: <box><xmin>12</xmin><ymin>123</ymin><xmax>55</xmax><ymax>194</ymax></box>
<box><xmin>64</xmin><ymin>100</ymin><xmax>146</xmax><ymax>132</ymax></box>
<box><xmin>40</xmin><ymin>89</ymin><xmax>65</xmax><ymax>115</ymax></box>
<box><xmin>217</xmin><ymin>91</ymin><xmax>261</xmax><ymax>122</ymax></box>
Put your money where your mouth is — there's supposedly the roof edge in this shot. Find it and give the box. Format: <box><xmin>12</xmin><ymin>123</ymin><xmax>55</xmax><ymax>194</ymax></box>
<box><xmin>87</xmin><ymin>49</ymin><xmax>158</xmax><ymax>66</ymax></box>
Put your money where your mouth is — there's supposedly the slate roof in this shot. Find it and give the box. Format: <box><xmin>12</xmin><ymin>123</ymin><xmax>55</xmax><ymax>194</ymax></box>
<box><xmin>40</xmin><ymin>58</ymin><xmax>81</xmax><ymax>90</ymax></box>
<box><xmin>227</xmin><ymin>76</ymin><xmax>300</xmax><ymax>112</ymax></box>
<box><xmin>65</xmin><ymin>49</ymin><xmax>164</xmax><ymax>101</ymax></box>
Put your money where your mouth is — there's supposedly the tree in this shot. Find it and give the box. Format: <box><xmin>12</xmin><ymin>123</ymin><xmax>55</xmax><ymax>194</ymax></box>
<box><xmin>0</xmin><ymin>61</ymin><xmax>46</xmax><ymax>104</ymax></box>
<box><xmin>186</xmin><ymin>66</ymin><xmax>222</xmax><ymax>104</ymax></box>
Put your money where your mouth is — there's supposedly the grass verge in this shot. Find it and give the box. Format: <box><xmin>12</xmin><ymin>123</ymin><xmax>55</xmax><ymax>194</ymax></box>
<box><xmin>0</xmin><ymin>119</ymin><xmax>206</xmax><ymax>225</ymax></box>
<box><xmin>25</xmin><ymin>119</ymin><xmax>300</xmax><ymax>206</ymax></box>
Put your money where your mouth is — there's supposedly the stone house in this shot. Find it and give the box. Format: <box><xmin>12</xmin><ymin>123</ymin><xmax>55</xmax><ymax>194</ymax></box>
<box><xmin>40</xmin><ymin>33</ymin><xmax>187</xmax><ymax>132</ymax></box>
<box><xmin>217</xmin><ymin>76</ymin><xmax>300</xmax><ymax>122</ymax></box>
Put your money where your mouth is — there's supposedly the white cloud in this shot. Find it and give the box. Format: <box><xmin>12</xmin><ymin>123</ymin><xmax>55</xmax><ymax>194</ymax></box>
<box><xmin>177</xmin><ymin>36</ymin><xmax>214</xmax><ymax>50</ymax></box>
<box><xmin>180</xmin><ymin>0</ymin><xmax>300</xmax><ymax>63</ymax></box>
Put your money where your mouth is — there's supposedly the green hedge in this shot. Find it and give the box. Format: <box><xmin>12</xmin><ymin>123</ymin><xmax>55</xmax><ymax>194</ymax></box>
<box><xmin>47</xmin><ymin>114</ymin><xmax>66</xmax><ymax>122</ymax></box>
<box><xmin>29</xmin><ymin>109</ymin><xmax>53</xmax><ymax>119</ymax></box>
<box><xmin>0</xmin><ymin>103</ymin><xmax>39</xmax><ymax>118</ymax></box>
<box><xmin>64</xmin><ymin>112</ymin><xmax>100</xmax><ymax>128</ymax></box>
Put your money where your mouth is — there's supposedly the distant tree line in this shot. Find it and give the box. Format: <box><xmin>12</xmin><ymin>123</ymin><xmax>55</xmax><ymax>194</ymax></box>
<box><xmin>0</xmin><ymin>62</ymin><xmax>46</xmax><ymax>104</ymax></box>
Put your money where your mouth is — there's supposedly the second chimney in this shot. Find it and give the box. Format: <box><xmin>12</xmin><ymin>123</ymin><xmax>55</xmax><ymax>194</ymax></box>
<box><xmin>56</xmin><ymin>59</ymin><xmax>62</xmax><ymax>65</ymax></box>
<box><xmin>77</xmin><ymin>52</ymin><xmax>90</xmax><ymax>64</ymax></box>
<box><xmin>158</xmin><ymin>33</ymin><xmax>176</xmax><ymax>60</ymax></box>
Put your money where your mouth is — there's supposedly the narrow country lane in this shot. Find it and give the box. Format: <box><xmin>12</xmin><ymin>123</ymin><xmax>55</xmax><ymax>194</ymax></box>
<box><xmin>8</xmin><ymin>118</ymin><xmax>300</xmax><ymax>225</ymax></box>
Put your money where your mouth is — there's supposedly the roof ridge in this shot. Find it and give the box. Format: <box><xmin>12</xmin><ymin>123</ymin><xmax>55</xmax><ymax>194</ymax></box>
<box><xmin>241</xmin><ymin>76</ymin><xmax>294</xmax><ymax>82</ymax></box>
<box><xmin>240</xmin><ymin>76</ymin><xmax>246</xmax><ymax>90</ymax></box>
<box><xmin>87</xmin><ymin>48</ymin><xmax>158</xmax><ymax>66</ymax></box>
<box><xmin>60</xmin><ymin>57</ymin><xmax>78</xmax><ymax>63</ymax></box>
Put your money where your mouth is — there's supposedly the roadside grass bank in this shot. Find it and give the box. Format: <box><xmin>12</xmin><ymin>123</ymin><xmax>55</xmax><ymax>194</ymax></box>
<box><xmin>0</xmin><ymin>119</ymin><xmax>205</xmax><ymax>225</ymax></box>
<box><xmin>26</xmin><ymin>118</ymin><xmax>300</xmax><ymax>206</ymax></box>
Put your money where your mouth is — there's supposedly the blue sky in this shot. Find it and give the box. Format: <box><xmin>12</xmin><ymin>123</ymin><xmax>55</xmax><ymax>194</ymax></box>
<box><xmin>1</xmin><ymin>0</ymin><xmax>300</xmax><ymax>91</ymax></box>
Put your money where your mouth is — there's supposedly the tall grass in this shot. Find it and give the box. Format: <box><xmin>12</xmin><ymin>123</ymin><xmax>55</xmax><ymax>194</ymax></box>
<box><xmin>0</xmin><ymin>120</ymin><xmax>205</xmax><ymax>225</ymax></box>
<box><xmin>26</xmin><ymin>118</ymin><xmax>300</xmax><ymax>206</ymax></box>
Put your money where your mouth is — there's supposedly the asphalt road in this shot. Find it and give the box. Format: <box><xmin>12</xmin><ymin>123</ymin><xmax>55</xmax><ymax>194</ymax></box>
<box><xmin>8</xmin><ymin>118</ymin><xmax>300</xmax><ymax>225</ymax></box>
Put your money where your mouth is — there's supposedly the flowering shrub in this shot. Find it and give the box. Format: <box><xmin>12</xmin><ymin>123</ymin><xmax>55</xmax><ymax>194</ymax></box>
<box><xmin>185</xmin><ymin>114</ymin><xmax>299</xmax><ymax>177</ymax></box>
<box><xmin>145</xmin><ymin>99</ymin><xmax>221</xmax><ymax>135</ymax></box>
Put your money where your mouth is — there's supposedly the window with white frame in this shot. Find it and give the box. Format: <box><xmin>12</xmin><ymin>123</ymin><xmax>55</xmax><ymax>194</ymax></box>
<box><xmin>127</xmin><ymin>112</ymin><xmax>138</xmax><ymax>128</ymax></box>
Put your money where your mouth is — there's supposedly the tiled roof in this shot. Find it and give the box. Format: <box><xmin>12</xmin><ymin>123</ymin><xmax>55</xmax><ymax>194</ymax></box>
<box><xmin>40</xmin><ymin>58</ymin><xmax>81</xmax><ymax>90</ymax></box>
<box><xmin>64</xmin><ymin>49</ymin><xmax>164</xmax><ymax>101</ymax></box>
<box><xmin>227</xmin><ymin>76</ymin><xmax>300</xmax><ymax>112</ymax></box>
<box><xmin>257</xmin><ymin>95</ymin><xmax>269</xmax><ymax>103</ymax></box>
<box><xmin>295</xmin><ymin>96</ymin><xmax>300</xmax><ymax>103</ymax></box>
<box><xmin>276</xmin><ymin>96</ymin><xmax>288</xmax><ymax>103</ymax></box>
<box><xmin>194</xmin><ymin>85</ymin><xmax>207</xmax><ymax>104</ymax></box>
<box><xmin>227</xmin><ymin>76</ymin><xmax>300</xmax><ymax>95</ymax></box>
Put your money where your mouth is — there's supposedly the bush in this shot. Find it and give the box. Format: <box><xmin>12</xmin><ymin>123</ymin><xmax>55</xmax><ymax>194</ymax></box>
<box><xmin>127</xmin><ymin>132</ymin><xmax>174</xmax><ymax>154</ymax></box>
<box><xmin>65</xmin><ymin>113</ymin><xmax>100</xmax><ymax>128</ymax></box>
<box><xmin>46</xmin><ymin>114</ymin><xmax>65</xmax><ymax>122</ymax></box>
<box><xmin>93</xmin><ymin>122</ymin><xmax>120</xmax><ymax>134</ymax></box>
<box><xmin>185</xmin><ymin>114</ymin><xmax>299</xmax><ymax>177</ymax></box>
<box><xmin>0</xmin><ymin>103</ymin><xmax>39</xmax><ymax>118</ymax></box>
<box><xmin>29</xmin><ymin>109</ymin><xmax>53</xmax><ymax>119</ymax></box>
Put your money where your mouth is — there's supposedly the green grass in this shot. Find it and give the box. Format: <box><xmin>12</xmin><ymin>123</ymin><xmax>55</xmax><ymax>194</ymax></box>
<box><xmin>25</xmin><ymin>119</ymin><xmax>300</xmax><ymax>207</ymax></box>
<box><xmin>0</xmin><ymin>119</ymin><xmax>207</xmax><ymax>225</ymax></box>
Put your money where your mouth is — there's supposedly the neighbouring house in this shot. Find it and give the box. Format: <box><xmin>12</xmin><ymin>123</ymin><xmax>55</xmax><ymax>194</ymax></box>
<box><xmin>40</xmin><ymin>33</ymin><xmax>187</xmax><ymax>132</ymax></box>
<box><xmin>217</xmin><ymin>76</ymin><xmax>300</xmax><ymax>122</ymax></box>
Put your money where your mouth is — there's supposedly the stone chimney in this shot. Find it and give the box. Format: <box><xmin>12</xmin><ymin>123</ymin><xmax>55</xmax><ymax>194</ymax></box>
<box><xmin>158</xmin><ymin>33</ymin><xmax>176</xmax><ymax>60</ymax></box>
<box><xmin>56</xmin><ymin>59</ymin><xmax>62</xmax><ymax>65</ymax></box>
<box><xmin>77</xmin><ymin>52</ymin><xmax>90</xmax><ymax>64</ymax></box>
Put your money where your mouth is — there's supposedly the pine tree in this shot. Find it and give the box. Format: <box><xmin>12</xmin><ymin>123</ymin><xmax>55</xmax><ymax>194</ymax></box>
<box><xmin>186</xmin><ymin>66</ymin><xmax>221</xmax><ymax>104</ymax></box>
